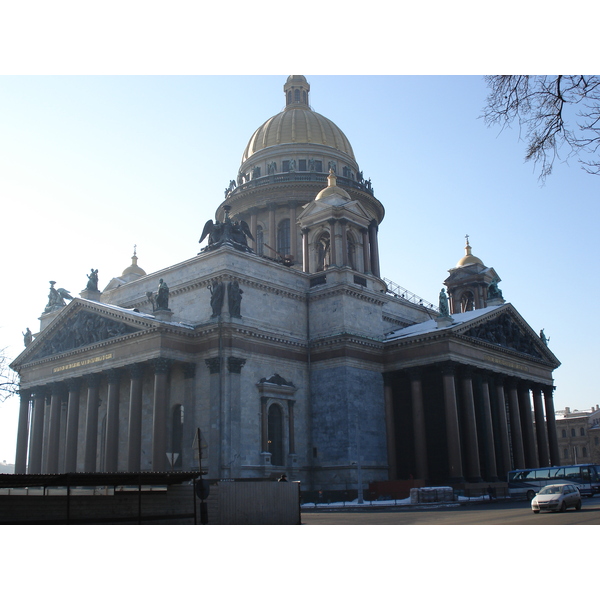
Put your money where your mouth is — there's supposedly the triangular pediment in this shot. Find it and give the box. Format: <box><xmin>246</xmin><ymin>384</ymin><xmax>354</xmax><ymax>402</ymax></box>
<box><xmin>13</xmin><ymin>299</ymin><xmax>154</xmax><ymax>367</ymax></box>
<box><xmin>454</xmin><ymin>304</ymin><xmax>560</xmax><ymax>366</ymax></box>
<box><xmin>298</xmin><ymin>196</ymin><xmax>373</xmax><ymax>227</ymax></box>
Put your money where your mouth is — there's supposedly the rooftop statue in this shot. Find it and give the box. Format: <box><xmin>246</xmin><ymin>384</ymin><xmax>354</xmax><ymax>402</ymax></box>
<box><xmin>86</xmin><ymin>268</ymin><xmax>99</xmax><ymax>292</ymax></box>
<box><xmin>156</xmin><ymin>278</ymin><xmax>169</xmax><ymax>310</ymax></box>
<box><xmin>438</xmin><ymin>288</ymin><xmax>450</xmax><ymax>317</ymax></box>
<box><xmin>199</xmin><ymin>206</ymin><xmax>254</xmax><ymax>254</ymax></box>
<box><xmin>487</xmin><ymin>278</ymin><xmax>504</xmax><ymax>300</ymax></box>
<box><xmin>44</xmin><ymin>281</ymin><xmax>73</xmax><ymax>313</ymax></box>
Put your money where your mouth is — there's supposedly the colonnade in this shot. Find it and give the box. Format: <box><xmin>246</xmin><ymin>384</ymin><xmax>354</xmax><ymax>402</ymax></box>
<box><xmin>384</xmin><ymin>362</ymin><xmax>560</xmax><ymax>483</ymax></box>
<box><xmin>242</xmin><ymin>200</ymin><xmax>381</xmax><ymax>276</ymax></box>
<box><xmin>14</xmin><ymin>358</ymin><xmax>196</xmax><ymax>475</ymax></box>
<box><xmin>300</xmin><ymin>218</ymin><xmax>380</xmax><ymax>276</ymax></box>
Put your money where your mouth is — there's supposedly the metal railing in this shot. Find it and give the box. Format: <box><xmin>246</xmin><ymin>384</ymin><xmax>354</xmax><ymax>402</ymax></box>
<box><xmin>382</xmin><ymin>277</ymin><xmax>439</xmax><ymax>313</ymax></box>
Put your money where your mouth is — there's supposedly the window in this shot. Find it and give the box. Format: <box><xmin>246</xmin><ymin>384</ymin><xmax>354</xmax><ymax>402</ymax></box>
<box><xmin>256</xmin><ymin>225</ymin><xmax>264</xmax><ymax>256</ymax></box>
<box><xmin>571</xmin><ymin>428</ymin><xmax>576</xmax><ymax>437</ymax></box>
<box><xmin>562</xmin><ymin>429</ymin><xmax>567</xmax><ymax>438</ymax></box>
<box><xmin>294</xmin><ymin>89</ymin><xmax>300</xmax><ymax>102</ymax></box>
<box><xmin>314</xmin><ymin>160</ymin><xmax>323</xmax><ymax>172</ymax></box>
<box><xmin>282</xmin><ymin>160</ymin><xmax>290</xmax><ymax>172</ymax></box>
<box><xmin>277</xmin><ymin>219</ymin><xmax>290</xmax><ymax>257</ymax></box>
<box><xmin>268</xmin><ymin>404</ymin><xmax>284</xmax><ymax>466</ymax></box>
<box><xmin>460</xmin><ymin>291</ymin><xmax>475</xmax><ymax>312</ymax></box>
<box><xmin>563</xmin><ymin>448</ymin><xmax>569</xmax><ymax>459</ymax></box>
<box><xmin>580</xmin><ymin>427</ymin><xmax>585</xmax><ymax>436</ymax></box>
<box><xmin>298</xmin><ymin>159</ymin><xmax>307</xmax><ymax>171</ymax></box>
<box><xmin>582</xmin><ymin>447</ymin><xmax>588</xmax><ymax>457</ymax></box>
<box><xmin>595</xmin><ymin>436</ymin><xmax>599</xmax><ymax>446</ymax></box>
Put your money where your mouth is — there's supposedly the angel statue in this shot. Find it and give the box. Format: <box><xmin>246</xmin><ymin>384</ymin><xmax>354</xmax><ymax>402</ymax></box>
<box><xmin>44</xmin><ymin>281</ymin><xmax>73</xmax><ymax>313</ymax></box>
<box><xmin>199</xmin><ymin>205</ymin><xmax>254</xmax><ymax>254</ymax></box>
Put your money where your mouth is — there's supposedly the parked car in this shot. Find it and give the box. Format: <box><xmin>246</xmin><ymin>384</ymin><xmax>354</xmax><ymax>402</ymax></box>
<box><xmin>531</xmin><ymin>483</ymin><xmax>582</xmax><ymax>513</ymax></box>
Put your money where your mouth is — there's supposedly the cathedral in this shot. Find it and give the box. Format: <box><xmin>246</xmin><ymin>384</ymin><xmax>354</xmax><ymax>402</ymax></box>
<box><xmin>10</xmin><ymin>76</ymin><xmax>561</xmax><ymax>493</ymax></box>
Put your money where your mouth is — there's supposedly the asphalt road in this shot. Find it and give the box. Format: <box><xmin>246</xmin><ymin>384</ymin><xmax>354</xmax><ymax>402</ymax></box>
<box><xmin>301</xmin><ymin>495</ymin><xmax>600</xmax><ymax>525</ymax></box>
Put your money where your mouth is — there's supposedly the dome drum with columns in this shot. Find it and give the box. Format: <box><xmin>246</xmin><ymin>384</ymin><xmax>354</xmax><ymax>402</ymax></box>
<box><xmin>10</xmin><ymin>76</ymin><xmax>560</xmax><ymax>501</ymax></box>
<box><xmin>218</xmin><ymin>76</ymin><xmax>383</xmax><ymax>271</ymax></box>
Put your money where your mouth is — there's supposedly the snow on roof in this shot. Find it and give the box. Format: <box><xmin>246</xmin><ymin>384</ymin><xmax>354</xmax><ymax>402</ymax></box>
<box><xmin>76</xmin><ymin>298</ymin><xmax>195</xmax><ymax>330</ymax></box>
<box><xmin>386</xmin><ymin>305</ymin><xmax>500</xmax><ymax>342</ymax></box>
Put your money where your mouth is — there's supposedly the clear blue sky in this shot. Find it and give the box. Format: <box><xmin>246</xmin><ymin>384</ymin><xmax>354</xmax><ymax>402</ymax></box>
<box><xmin>1</xmin><ymin>0</ymin><xmax>596</xmax><ymax>589</ymax></box>
<box><xmin>2</xmin><ymin>74</ymin><xmax>598</xmax><ymax>464</ymax></box>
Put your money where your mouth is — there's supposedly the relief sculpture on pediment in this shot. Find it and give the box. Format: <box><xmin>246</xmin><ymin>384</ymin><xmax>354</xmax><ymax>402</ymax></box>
<box><xmin>30</xmin><ymin>311</ymin><xmax>139</xmax><ymax>361</ymax></box>
<box><xmin>463</xmin><ymin>313</ymin><xmax>542</xmax><ymax>359</ymax></box>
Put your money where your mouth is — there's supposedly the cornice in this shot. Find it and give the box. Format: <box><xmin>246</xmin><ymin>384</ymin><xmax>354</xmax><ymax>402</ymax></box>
<box><xmin>309</xmin><ymin>284</ymin><xmax>386</xmax><ymax>306</ymax></box>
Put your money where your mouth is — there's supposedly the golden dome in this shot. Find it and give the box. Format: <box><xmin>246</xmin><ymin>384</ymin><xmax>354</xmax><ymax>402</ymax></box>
<box><xmin>241</xmin><ymin>76</ymin><xmax>355</xmax><ymax>163</ymax></box>
<box><xmin>122</xmin><ymin>250</ymin><xmax>146</xmax><ymax>278</ymax></box>
<box><xmin>456</xmin><ymin>237</ymin><xmax>484</xmax><ymax>268</ymax></box>
<box><xmin>315</xmin><ymin>169</ymin><xmax>351</xmax><ymax>201</ymax></box>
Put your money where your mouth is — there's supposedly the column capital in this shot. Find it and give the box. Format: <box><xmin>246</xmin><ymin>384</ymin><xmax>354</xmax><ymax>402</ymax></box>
<box><xmin>50</xmin><ymin>381</ymin><xmax>66</xmax><ymax>395</ymax></box>
<box><xmin>105</xmin><ymin>368</ymin><xmax>123</xmax><ymax>384</ymax></box>
<box><xmin>406</xmin><ymin>367</ymin><xmax>423</xmax><ymax>381</ymax></box>
<box><xmin>460</xmin><ymin>365</ymin><xmax>475</xmax><ymax>378</ymax></box>
<box><xmin>85</xmin><ymin>373</ymin><xmax>101</xmax><ymax>387</ymax></box>
<box><xmin>205</xmin><ymin>357</ymin><xmax>221</xmax><ymax>374</ymax></box>
<box><xmin>439</xmin><ymin>361</ymin><xmax>457</xmax><ymax>376</ymax></box>
<box><xmin>66</xmin><ymin>378</ymin><xmax>82</xmax><ymax>393</ymax></box>
<box><xmin>505</xmin><ymin>377</ymin><xmax>520</xmax><ymax>390</ymax></box>
<box><xmin>128</xmin><ymin>362</ymin><xmax>146</xmax><ymax>379</ymax></box>
<box><xmin>18</xmin><ymin>388</ymin><xmax>32</xmax><ymax>402</ymax></box>
<box><xmin>31</xmin><ymin>385</ymin><xmax>49</xmax><ymax>397</ymax></box>
<box><xmin>227</xmin><ymin>356</ymin><xmax>246</xmax><ymax>374</ymax></box>
<box><xmin>151</xmin><ymin>357</ymin><xmax>173</xmax><ymax>374</ymax></box>
<box><xmin>493</xmin><ymin>373</ymin><xmax>505</xmax><ymax>386</ymax></box>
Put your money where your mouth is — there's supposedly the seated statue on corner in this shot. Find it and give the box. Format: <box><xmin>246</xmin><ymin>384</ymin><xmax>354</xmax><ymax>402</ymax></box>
<box><xmin>44</xmin><ymin>281</ymin><xmax>73</xmax><ymax>313</ymax></box>
<box><xmin>86</xmin><ymin>268</ymin><xmax>99</xmax><ymax>292</ymax></box>
<box><xmin>199</xmin><ymin>206</ymin><xmax>255</xmax><ymax>254</ymax></box>
<box><xmin>487</xmin><ymin>278</ymin><xmax>504</xmax><ymax>300</ymax></box>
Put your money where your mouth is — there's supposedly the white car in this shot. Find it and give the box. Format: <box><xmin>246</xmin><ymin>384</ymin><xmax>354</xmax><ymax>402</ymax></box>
<box><xmin>531</xmin><ymin>483</ymin><xmax>582</xmax><ymax>513</ymax></box>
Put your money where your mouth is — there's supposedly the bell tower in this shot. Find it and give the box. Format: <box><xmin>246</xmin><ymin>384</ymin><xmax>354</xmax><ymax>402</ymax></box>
<box><xmin>444</xmin><ymin>236</ymin><xmax>503</xmax><ymax>314</ymax></box>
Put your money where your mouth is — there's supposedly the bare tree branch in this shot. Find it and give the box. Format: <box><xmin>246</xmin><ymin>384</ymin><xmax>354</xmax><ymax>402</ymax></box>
<box><xmin>482</xmin><ymin>75</ymin><xmax>600</xmax><ymax>182</ymax></box>
<box><xmin>0</xmin><ymin>347</ymin><xmax>19</xmax><ymax>403</ymax></box>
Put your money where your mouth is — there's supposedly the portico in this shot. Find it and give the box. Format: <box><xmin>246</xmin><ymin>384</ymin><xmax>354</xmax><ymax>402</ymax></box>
<box><xmin>383</xmin><ymin>304</ymin><xmax>561</xmax><ymax>484</ymax></box>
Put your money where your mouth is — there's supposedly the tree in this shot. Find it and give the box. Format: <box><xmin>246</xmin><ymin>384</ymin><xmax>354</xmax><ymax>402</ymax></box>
<box><xmin>0</xmin><ymin>347</ymin><xmax>18</xmax><ymax>402</ymax></box>
<box><xmin>482</xmin><ymin>75</ymin><xmax>600</xmax><ymax>181</ymax></box>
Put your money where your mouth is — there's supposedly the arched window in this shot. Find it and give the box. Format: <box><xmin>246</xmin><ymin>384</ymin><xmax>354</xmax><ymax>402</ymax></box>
<box><xmin>580</xmin><ymin>427</ymin><xmax>585</xmax><ymax>436</ymax></box>
<box><xmin>256</xmin><ymin>225</ymin><xmax>264</xmax><ymax>256</ymax></box>
<box><xmin>562</xmin><ymin>429</ymin><xmax>567</xmax><ymax>438</ymax></box>
<box><xmin>316</xmin><ymin>232</ymin><xmax>330</xmax><ymax>272</ymax></box>
<box><xmin>563</xmin><ymin>448</ymin><xmax>569</xmax><ymax>459</ymax></box>
<box><xmin>571</xmin><ymin>428</ymin><xmax>576</xmax><ymax>437</ymax></box>
<box><xmin>268</xmin><ymin>404</ymin><xmax>284</xmax><ymax>466</ymax></box>
<box><xmin>302</xmin><ymin>90</ymin><xmax>307</xmax><ymax>104</ymax></box>
<box><xmin>460</xmin><ymin>291</ymin><xmax>475</xmax><ymax>312</ymax></box>
<box><xmin>171</xmin><ymin>404</ymin><xmax>184</xmax><ymax>468</ymax></box>
<box><xmin>294</xmin><ymin>89</ymin><xmax>300</xmax><ymax>102</ymax></box>
<box><xmin>277</xmin><ymin>219</ymin><xmax>290</xmax><ymax>257</ymax></box>
<box><xmin>582</xmin><ymin>447</ymin><xmax>588</xmax><ymax>457</ymax></box>
<box><xmin>287</xmin><ymin>90</ymin><xmax>291</xmax><ymax>105</ymax></box>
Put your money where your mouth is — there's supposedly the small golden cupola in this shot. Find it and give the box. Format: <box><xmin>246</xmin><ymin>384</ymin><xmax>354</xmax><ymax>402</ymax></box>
<box><xmin>444</xmin><ymin>236</ymin><xmax>501</xmax><ymax>314</ymax></box>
